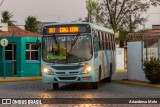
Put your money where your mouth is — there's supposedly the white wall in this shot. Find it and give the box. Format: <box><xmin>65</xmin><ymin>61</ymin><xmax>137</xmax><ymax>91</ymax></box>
<box><xmin>116</xmin><ymin>48</ymin><xmax>124</xmax><ymax>69</ymax></box>
<box><xmin>127</xmin><ymin>42</ymin><xmax>149</xmax><ymax>82</ymax></box>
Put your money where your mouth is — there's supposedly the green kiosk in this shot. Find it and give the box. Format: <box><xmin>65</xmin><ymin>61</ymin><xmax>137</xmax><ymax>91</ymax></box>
<box><xmin>0</xmin><ymin>26</ymin><xmax>41</xmax><ymax>77</ymax></box>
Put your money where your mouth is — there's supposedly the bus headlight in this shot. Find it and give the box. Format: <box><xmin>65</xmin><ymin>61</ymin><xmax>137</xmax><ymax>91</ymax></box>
<box><xmin>82</xmin><ymin>65</ymin><xmax>93</xmax><ymax>74</ymax></box>
<box><xmin>42</xmin><ymin>67</ymin><xmax>53</xmax><ymax>75</ymax></box>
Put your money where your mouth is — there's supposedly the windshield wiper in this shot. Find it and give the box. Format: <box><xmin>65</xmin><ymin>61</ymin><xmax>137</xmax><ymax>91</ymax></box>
<box><xmin>70</xmin><ymin>33</ymin><xmax>80</xmax><ymax>51</ymax></box>
<box><xmin>53</xmin><ymin>35</ymin><xmax>59</xmax><ymax>48</ymax></box>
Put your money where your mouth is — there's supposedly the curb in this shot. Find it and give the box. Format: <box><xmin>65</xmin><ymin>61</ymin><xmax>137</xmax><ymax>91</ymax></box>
<box><xmin>0</xmin><ymin>77</ymin><xmax>42</xmax><ymax>82</ymax></box>
<box><xmin>116</xmin><ymin>69</ymin><xmax>127</xmax><ymax>72</ymax></box>
<box><xmin>119</xmin><ymin>79</ymin><xmax>160</xmax><ymax>88</ymax></box>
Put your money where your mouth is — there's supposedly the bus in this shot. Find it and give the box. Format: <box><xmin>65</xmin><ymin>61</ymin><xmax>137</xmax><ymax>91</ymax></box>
<box><xmin>41</xmin><ymin>22</ymin><xmax>116</xmax><ymax>89</ymax></box>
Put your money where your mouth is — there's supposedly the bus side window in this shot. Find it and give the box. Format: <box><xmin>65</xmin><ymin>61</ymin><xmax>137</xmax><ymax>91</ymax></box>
<box><xmin>106</xmin><ymin>33</ymin><xmax>108</xmax><ymax>50</ymax></box>
<box><xmin>100</xmin><ymin>32</ymin><xmax>103</xmax><ymax>50</ymax></box>
<box><xmin>92</xmin><ymin>30</ymin><xmax>99</xmax><ymax>52</ymax></box>
<box><xmin>110</xmin><ymin>34</ymin><xmax>113</xmax><ymax>51</ymax></box>
<box><xmin>104</xmin><ymin>33</ymin><xmax>106</xmax><ymax>50</ymax></box>
<box><xmin>102</xmin><ymin>32</ymin><xmax>105</xmax><ymax>50</ymax></box>
<box><xmin>99</xmin><ymin>32</ymin><xmax>103</xmax><ymax>50</ymax></box>
<box><xmin>112</xmin><ymin>35</ymin><xmax>115</xmax><ymax>50</ymax></box>
<box><xmin>98</xmin><ymin>31</ymin><xmax>101</xmax><ymax>50</ymax></box>
<box><xmin>93</xmin><ymin>36</ymin><xmax>99</xmax><ymax>52</ymax></box>
<box><xmin>108</xmin><ymin>34</ymin><xmax>110</xmax><ymax>50</ymax></box>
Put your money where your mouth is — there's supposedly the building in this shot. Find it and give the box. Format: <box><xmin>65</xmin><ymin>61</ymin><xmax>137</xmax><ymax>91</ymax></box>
<box><xmin>126</xmin><ymin>25</ymin><xmax>160</xmax><ymax>82</ymax></box>
<box><xmin>0</xmin><ymin>25</ymin><xmax>41</xmax><ymax>77</ymax></box>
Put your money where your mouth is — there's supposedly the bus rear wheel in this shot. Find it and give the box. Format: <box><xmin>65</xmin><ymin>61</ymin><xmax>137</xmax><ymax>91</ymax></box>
<box><xmin>53</xmin><ymin>83</ymin><xmax>59</xmax><ymax>89</ymax></box>
<box><xmin>102</xmin><ymin>76</ymin><xmax>111</xmax><ymax>83</ymax></box>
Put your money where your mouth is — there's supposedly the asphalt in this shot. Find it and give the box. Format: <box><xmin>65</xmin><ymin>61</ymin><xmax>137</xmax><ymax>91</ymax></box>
<box><xmin>0</xmin><ymin>70</ymin><xmax>160</xmax><ymax>89</ymax></box>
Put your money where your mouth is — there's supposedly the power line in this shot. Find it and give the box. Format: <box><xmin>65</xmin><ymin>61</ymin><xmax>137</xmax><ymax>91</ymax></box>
<box><xmin>144</xmin><ymin>13</ymin><xmax>160</xmax><ymax>14</ymax></box>
<box><xmin>0</xmin><ymin>0</ymin><xmax>5</xmax><ymax>7</ymax></box>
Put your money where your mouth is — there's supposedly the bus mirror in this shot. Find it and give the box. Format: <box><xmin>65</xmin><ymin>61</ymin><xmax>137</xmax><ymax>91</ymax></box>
<box><xmin>36</xmin><ymin>39</ymin><xmax>40</xmax><ymax>48</ymax></box>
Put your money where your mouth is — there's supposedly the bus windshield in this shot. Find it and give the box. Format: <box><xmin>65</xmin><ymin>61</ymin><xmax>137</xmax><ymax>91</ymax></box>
<box><xmin>42</xmin><ymin>34</ymin><xmax>92</xmax><ymax>63</ymax></box>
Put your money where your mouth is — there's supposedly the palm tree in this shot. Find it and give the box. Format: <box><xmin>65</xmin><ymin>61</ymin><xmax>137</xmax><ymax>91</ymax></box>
<box><xmin>25</xmin><ymin>16</ymin><xmax>38</xmax><ymax>33</ymax></box>
<box><xmin>86</xmin><ymin>0</ymin><xmax>101</xmax><ymax>23</ymax></box>
<box><xmin>86</xmin><ymin>0</ymin><xmax>95</xmax><ymax>22</ymax></box>
<box><xmin>1</xmin><ymin>11</ymin><xmax>16</xmax><ymax>26</ymax></box>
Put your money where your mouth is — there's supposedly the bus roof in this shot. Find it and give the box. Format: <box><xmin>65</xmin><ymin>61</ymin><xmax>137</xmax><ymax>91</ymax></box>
<box><xmin>89</xmin><ymin>23</ymin><xmax>114</xmax><ymax>34</ymax></box>
<box><xmin>43</xmin><ymin>22</ymin><xmax>114</xmax><ymax>34</ymax></box>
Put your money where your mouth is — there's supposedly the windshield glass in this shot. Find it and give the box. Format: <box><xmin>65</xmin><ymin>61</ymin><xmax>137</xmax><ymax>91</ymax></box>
<box><xmin>42</xmin><ymin>34</ymin><xmax>92</xmax><ymax>63</ymax></box>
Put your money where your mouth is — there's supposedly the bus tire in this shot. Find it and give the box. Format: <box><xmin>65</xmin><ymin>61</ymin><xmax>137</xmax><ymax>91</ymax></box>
<box><xmin>92</xmin><ymin>67</ymin><xmax>101</xmax><ymax>89</ymax></box>
<box><xmin>102</xmin><ymin>63</ymin><xmax>112</xmax><ymax>83</ymax></box>
<box><xmin>92</xmin><ymin>82</ymin><xmax>99</xmax><ymax>89</ymax></box>
<box><xmin>53</xmin><ymin>83</ymin><xmax>59</xmax><ymax>89</ymax></box>
<box><xmin>103</xmin><ymin>76</ymin><xmax>111</xmax><ymax>83</ymax></box>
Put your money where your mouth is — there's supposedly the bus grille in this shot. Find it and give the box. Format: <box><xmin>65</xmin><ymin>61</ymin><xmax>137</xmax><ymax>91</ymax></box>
<box><xmin>51</xmin><ymin>65</ymin><xmax>83</xmax><ymax>70</ymax></box>
<box><xmin>55</xmin><ymin>72</ymin><xmax>65</xmax><ymax>74</ymax></box>
<box><xmin>58</xmin><ymin>77</ymin><xmax>77</xmax><ymax>80</ymax></box>
<box><xmin>55</xmin><ymin>72</ymin><xmax>79</xmax><ymax>75</ymax></box>
<box><xmin>69</xmin><ymin>72</ymin><xmax>79</xmax><ymax>74</ymax></box>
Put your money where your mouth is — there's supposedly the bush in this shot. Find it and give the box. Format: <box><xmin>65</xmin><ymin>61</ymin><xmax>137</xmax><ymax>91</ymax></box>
<box><xmin>143</xmin><ymin>57</ymin><xmax>160</xmax><ymax>84</ymax></box>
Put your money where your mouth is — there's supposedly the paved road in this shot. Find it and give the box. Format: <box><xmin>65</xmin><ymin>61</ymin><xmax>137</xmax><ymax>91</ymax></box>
<box><xmin>0</xmin><ymin>72</ymin><xmax>160</xmax><ymax>107</ymax></box>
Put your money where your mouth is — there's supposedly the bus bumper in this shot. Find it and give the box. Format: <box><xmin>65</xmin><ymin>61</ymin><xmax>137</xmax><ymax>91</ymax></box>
<box><xmin>42</xmin><ymin>73</ymin><xmax>97</xmax><ymax>84</ymax></box>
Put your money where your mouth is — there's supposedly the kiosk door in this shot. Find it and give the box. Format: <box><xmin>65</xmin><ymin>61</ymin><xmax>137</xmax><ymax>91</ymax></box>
<box><xmin>5</xmin><ymin>44</ymin><xmax>17</xmax><ymax>76</ymax></box>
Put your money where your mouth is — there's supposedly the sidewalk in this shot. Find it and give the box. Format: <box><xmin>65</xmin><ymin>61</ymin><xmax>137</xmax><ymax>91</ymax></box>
<box><xmin>0</xmin><ymin>76</ymin><xmax>42</xmax><ymax>82</ymax></box>
<box><xmin>113</xmin><ymin>70</ymin><xmax>160</xmax><ymax>88</ymax></box>
<box><xmin>119</xmin><ymin>79</ymin><xmax>160</xmax><ymax>88</ymax></box>
<box><xmin>116</xmin><ymin>69</ymin><xmax>127</xmax><ymax>72</ymax></box>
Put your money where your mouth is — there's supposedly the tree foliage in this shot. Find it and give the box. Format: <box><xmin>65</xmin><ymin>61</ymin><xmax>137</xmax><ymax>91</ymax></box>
<box><xmin>1</xmin><ymin>11</ymin><xmax>16</xmax><ymax>26</ymax></box>
<box><xmin>85</xmin><ymin>0</ymin><xmax>160</xmax><ymax>47</ymax></box>
<box><xmin>25</xmin><ymin>16</ymin><xmax>38</xmax><ymax>33</ymax></box>
<box><xmin>86</xmin><ymin>0</ymin><xmax>102</xmax><ymax>23</ymax></box>
<box><xmin>143</xmin><ymin>57</ymin><xmax>160</xmax><ymax>84</ymax></box>
<box><xmin>100</xmin><ymin>0</ymin><xmax>160</xmax><ymax>32</ymax></box>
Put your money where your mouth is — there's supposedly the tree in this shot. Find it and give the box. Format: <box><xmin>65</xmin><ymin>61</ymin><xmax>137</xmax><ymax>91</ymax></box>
<box><xmin>97</xmin><ymin>0</ymin><xmax>160</xmax><ymax>47</ymax></box>
<box><xmin>118</xmin><ymin>14</ymin><xmax>148</xmax><ymax>46</ymax></box>
<box><xmin>84</xmin><ymin>0</ymin><xmax>160</xmax><ymax>47</ymax></box>
<box><xmin>86</xmin><ymin>0</ymin><xmax>102</xmax><ymax>23</ymax></box>
<box><xmin>25</xmin><ymin>16</ymin><xmax>38</xmax><ymax>33</ymax></box>
<box><xmin>1</xmin><ymin>11</ymin><xmax>16</xmax><ymax>26</ymax></box>
<box><xmin>100</xmin><ymin>0</ymin><xmax>160</xmax><ymax>32</ymax></box>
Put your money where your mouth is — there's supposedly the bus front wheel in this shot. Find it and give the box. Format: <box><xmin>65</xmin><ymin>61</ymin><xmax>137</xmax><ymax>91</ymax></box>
<box><xmin>92</xmin><ymin>82</ymin><xmax>99</xmax><ymax>89</ymax></box>
<box><xmin>53</xmin><ymin>83</ymin><xmax>59</xmax><ymax>89</ymax></box>
<box><xmin>92</xmin><ymin>67</ymin><xmax>101</xmax><ymax>89</ymax></box>
<box><xmin>102</xmin><ymin>63</ymin><xmax>112</xmax><ymax>83</ymax></box>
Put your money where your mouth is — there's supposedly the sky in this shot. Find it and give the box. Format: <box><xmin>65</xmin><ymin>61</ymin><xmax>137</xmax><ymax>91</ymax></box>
<box><xmin>0</xmin><ymin>0</ymin><xmax>87</xmax><ymax>25</ymax></box>
<box><xmin>0</xmin><ymin>0</ymin><xmax>160</xmax><ymax>29</ymax></box>
<box><xmin>142</xmin><ymin>6</ymin><xmax>160</xmax><ymax>29</ymax></box>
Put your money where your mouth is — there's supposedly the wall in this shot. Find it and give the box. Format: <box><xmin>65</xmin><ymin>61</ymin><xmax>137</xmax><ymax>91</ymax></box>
<box><xmin>116</xmin><ymin>48</ymin><xmax>124</xmax><ymax>69</ymax></box>
<box><xmin>127</xmin><ymin>41</ymin><xmax>148</xmax><ymax>82</ymax></box>
<box><xmin>19</xmin><ymin>37</ymin><xmax>41</xmax><ymax>77</ymax></box>
<box><xmin>0</xmin><ymin>37</ymin><xmax>19</xmax><ymax>76</ymax></box>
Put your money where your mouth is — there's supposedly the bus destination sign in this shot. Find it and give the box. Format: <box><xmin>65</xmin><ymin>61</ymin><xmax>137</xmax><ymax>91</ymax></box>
<box><xmin>48</xmin><ymin>27</ymin><xmax>79</xmax><ymax>34</ymax></box>
<box><xmin>43</xmin><ymin>24</ymin><xmax>91</xmax><ymax>35</ymax></box>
